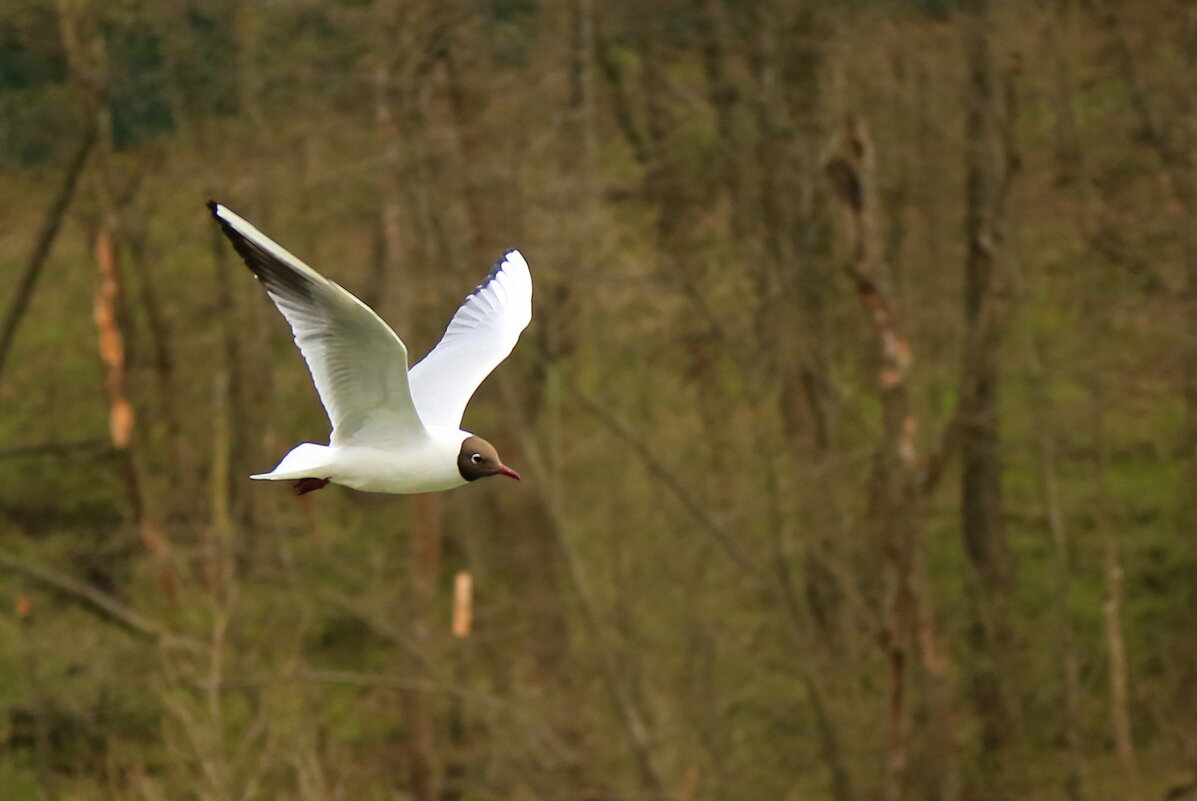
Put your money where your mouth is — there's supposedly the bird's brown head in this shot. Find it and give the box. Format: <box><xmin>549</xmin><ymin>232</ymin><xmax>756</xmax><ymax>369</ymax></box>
<box><xmin>457</xmin><ymin>436</ymin><xmax>521</xmax><ymax>482</ymax></box>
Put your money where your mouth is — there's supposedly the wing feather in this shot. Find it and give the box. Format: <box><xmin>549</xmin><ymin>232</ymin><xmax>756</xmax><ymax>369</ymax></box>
<box><xmin>408</xmin><ymin>250</ymin><xmax>532</xmax><ymax>428</ymax></box>
<box><xmin>209</xmin><ymin>202</ymin><xmax>427</xmax><ymax>446</ymax></box>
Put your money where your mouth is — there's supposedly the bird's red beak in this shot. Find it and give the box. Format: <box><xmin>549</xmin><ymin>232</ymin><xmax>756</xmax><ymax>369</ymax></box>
<box><xmin>497</xmin><ymin>465</ymin><xmax>522</xmax><ymax>481</ymax></box>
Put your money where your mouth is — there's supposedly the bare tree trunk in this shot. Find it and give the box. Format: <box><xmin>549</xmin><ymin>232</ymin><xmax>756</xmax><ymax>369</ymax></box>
<box><xmin>54</xmin><ymin>0</ymin><xmax>177</xmax><ymax>599</ymax></box>
<box><xmin>1090</xmin><ymin>0</ymin><xmax>1197</xmax><ymax>555</ymax></box>
<box><xmin>207</xmin><ymin>374</ymin><xmax>234</xmax><ymax>596</ymax></box>
<box><xmin>207</xmin><ymin>193</ymin><xmax>249</xmax><ymax>528</ymax></box>
<box><xmin>785</xmin><ymin>2</ymin><xmax>836</xmax><ymax>456</ymax></box>
<box><xmin>747</xmin><ymin>0</ymin><xmax>836</xmax><ymax>454</ymax></box>
<box><xmin>1089</xmin><ymin>0</ymin><xmax>1197</xmax><ymax>735</ymax></box>
<box><xmin>484</xmin><ymin>16</ymin><xmax>673</xmax><ymax>766</ymax></box>
<box><xmin>570</xmin><ymin>0</ymin><xmax>597</xmax><ymax>166</ymax></box>
<box><xmin>121</xmin><ymin>208</ymin><xmax>185</xmax><ymax>472</ymax></box>
<box><xmin>57</xmin><ymin>0</ymin><xmax>183</xmax><ymax>472</ymax></box>
<box><xmin>697</xmin><ymin>0</ymin><xmax>743</xmax><ymax>237</ymax></box>
<box><xmin>1046</xmin><ymin>0</ymin><xmax>1082</xmax><ymax>188</ymax></box>
<box><xmin>595</xmin><ymin>30</ymin><xmax>649</xmax><ymax>167</ymax></box>
<box><xmin>1013</xmin><ymin>261</ymin><xmax>1086</xmax><ymax>801</ymax></box>
<box><xmin>1091</xmin><ymin>381</ymin><xmax>1142</xmax><ymax>801</ymax></box>
<box><xmin>400</xmin><ymin>492</ymin><xmax>443</xmax><ymax>801</ymax></box>
<box><xmin>960</xmin><ymin>0</ymin><xmax>1013</xmax><ymax>770</ymax></box>
<box><xmin>369</xmin><ymin>54</ymin><xmax>405</xmax><ymax>315</ymax></box>
<box><xmin>826</xmin><ymin>118</ymin><xmax>957</xmax><ymax>801</ymax></box>
<box><xmin>441</xmin><ymin>570</ymin><xmax>474</xmax><ymax>801</ymax></box>
<box><xmin>1180</xmin><ymin>14</ymin><xmax>1197</xmax><ymax>567</ymax></box>
<box><xmin>440</xmin><ymin>15</ymin><xmax>664</xmax><ymax>796</ymax></box>
<box><xmin>502</xmin><ymin>437</ymin><xmax>668</xmax><ymax>798</ymax></box>
<box><xmin>374</xmin><ymin>27</ymin><xmax>441</xmax><ymax>791</ymax></box>
<box><xmin>227</xmin><ymin>5</ymin><xmax>281</xmax><ymax>489</ymax></box>
<box><xmin>94</xmin><ymin>227</ymin><xmax>175</xmax><ymax>598</ymax></box>
<box><xmin>440</xmin><ymin>44</ymin><xmax>494</xmax><ymax>256</ymax></box>
<box><xmin>1034</xmin><ymin>11</ymin><xmax>1087</xmax><ymax>795</ymax></box>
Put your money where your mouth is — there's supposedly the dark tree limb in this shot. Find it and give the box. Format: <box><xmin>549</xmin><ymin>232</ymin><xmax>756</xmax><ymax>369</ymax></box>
<box><xmin>595</xmin><ymin>33</ymin><xmax>649</xmax><ymax>166</ymax></box>
<box><xmin>0</xmin><ymin>547</ymin><xmax>200</xmax><ymax>651</ymax></box>
<box><xmin>0</xmin><ymin>128</ymin><xmax>96</xmax><ymax>384</ymax></box>
<box><xmin>565</xmin><ymin>381</ymin><xmax>766</xmax><ymax>578</ymax></box>
<box><xmin>959</xmin><ymin>1</ymin><xmax>1026</xmax><ymax>770</ymax></box>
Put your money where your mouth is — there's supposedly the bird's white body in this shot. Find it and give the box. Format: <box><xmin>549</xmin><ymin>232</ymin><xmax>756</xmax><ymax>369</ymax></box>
<box><xmin>256</xmin><ymin>427</ymin><xmax>470</xmax><ymax>494</ymax></box>
<box><xmin>209</xmin><ymin>201</ymin><xmax>531</xmax><ymax>494</ymax></box>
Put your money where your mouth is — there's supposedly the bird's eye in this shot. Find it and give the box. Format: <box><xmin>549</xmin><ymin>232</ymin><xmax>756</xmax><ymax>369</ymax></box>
<box><xmin>471</xmin><ymin>453</ymin><xmax>483</xmax><ymax>464</ymax></box>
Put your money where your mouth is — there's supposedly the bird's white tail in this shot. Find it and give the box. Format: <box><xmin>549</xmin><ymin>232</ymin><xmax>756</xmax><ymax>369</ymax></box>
<box><xmin>252</xmin><ymin>443</ymin><xmax>333</xmax><ymax>481</ymax></box>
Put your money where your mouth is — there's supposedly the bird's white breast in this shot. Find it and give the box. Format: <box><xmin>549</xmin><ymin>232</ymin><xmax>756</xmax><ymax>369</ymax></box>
<box><xmin>326</xmin><ymin>428</ymin><xmax>468</xmax><ymax>494</ymax></box>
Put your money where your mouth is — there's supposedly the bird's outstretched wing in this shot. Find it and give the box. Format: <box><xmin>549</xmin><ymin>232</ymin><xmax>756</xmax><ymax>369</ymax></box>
<box><xmin>408</xmin><ymin>250</ymin><xmax>533</xmax><ymax>429</ymax></box>
<box><xmin>209</xmin><ymin>202</ymin><xmax>427</xmax><ymax>446</ymax></box>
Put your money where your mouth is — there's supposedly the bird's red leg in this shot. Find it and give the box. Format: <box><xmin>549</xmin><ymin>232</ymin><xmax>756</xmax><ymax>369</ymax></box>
<box><xmin>293</xmin><ymin>477</ymin><xmax>330</xmax><ymax>495</ymax></box>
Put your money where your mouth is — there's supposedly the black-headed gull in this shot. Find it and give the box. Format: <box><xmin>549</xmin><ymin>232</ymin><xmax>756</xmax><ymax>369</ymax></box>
<box><xmin>208</xmin><ymin>201</ymin><xmax>531</xmax><ymax>495</ymax></box>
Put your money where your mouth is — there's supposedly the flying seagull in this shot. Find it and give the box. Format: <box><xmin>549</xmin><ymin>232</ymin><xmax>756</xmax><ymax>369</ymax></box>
<box><xmin>208</xmin><ymin>201</ymin><xmax>531</xmax><ymax>495</ymax></box>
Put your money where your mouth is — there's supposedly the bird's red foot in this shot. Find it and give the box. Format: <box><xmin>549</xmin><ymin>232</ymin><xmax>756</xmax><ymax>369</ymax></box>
<box><xmin>293</xmin><ymin>477</ymin><xmax>330</xmax><ymax>495</ymax></box>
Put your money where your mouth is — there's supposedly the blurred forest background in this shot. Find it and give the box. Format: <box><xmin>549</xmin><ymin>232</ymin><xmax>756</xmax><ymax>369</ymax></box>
<box><xmin>1</xmin><ymin>0</ymin><xmax>1196</xmax><ymax>799</ymax></box>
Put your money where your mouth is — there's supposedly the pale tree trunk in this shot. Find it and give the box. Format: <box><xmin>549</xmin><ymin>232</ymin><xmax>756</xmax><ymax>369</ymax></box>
<box><xmin>442</xmin><ymin>570</ymin><xmax>473</xmax><ymax>801</ymax></box>
<box><xmin>57</xmin><ymin>0</ymin><xmax>183</xmax><ymax>472</ymax></box>
<box><xmin>94</xmin><ymin>227</ymin><xmax>175</xmax><ymax>598</ymax></box>
<box><xmin>1090</xmin><ymin>381</ymin><xmax>1141</xmax><ymax>801</ymax></box>
<box><xmin>827</xmin><ymin>119</ymin><xmax>916</xmax><ymax>801</ymax></box>
<box><xmin>1089</xmin><ymin>0</ymin><xmax>1197</xmax><ymax>730</ymax></box>
<box><xmin>55</xmin><ymin>0</ymin><xmax>175</xmax><ymax>598</ymax></box>
<box><xmin>826</xmin><ymin>118</ymin><xmax>958</xmax><ymax>801</ymax></box>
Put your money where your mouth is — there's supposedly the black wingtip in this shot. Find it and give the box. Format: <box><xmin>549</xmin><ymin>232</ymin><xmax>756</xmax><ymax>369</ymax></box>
<box><xmin>208</xmin><ymin>202</ymin><xmax>317</xmax><ymax>301</ymax></box>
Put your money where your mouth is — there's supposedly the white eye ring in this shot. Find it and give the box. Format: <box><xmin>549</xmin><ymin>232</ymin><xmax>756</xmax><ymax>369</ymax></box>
<box><xmin>470</xmin><ymin>453</ymin><xmax>483</xmax><ymax>464</ymax></box>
